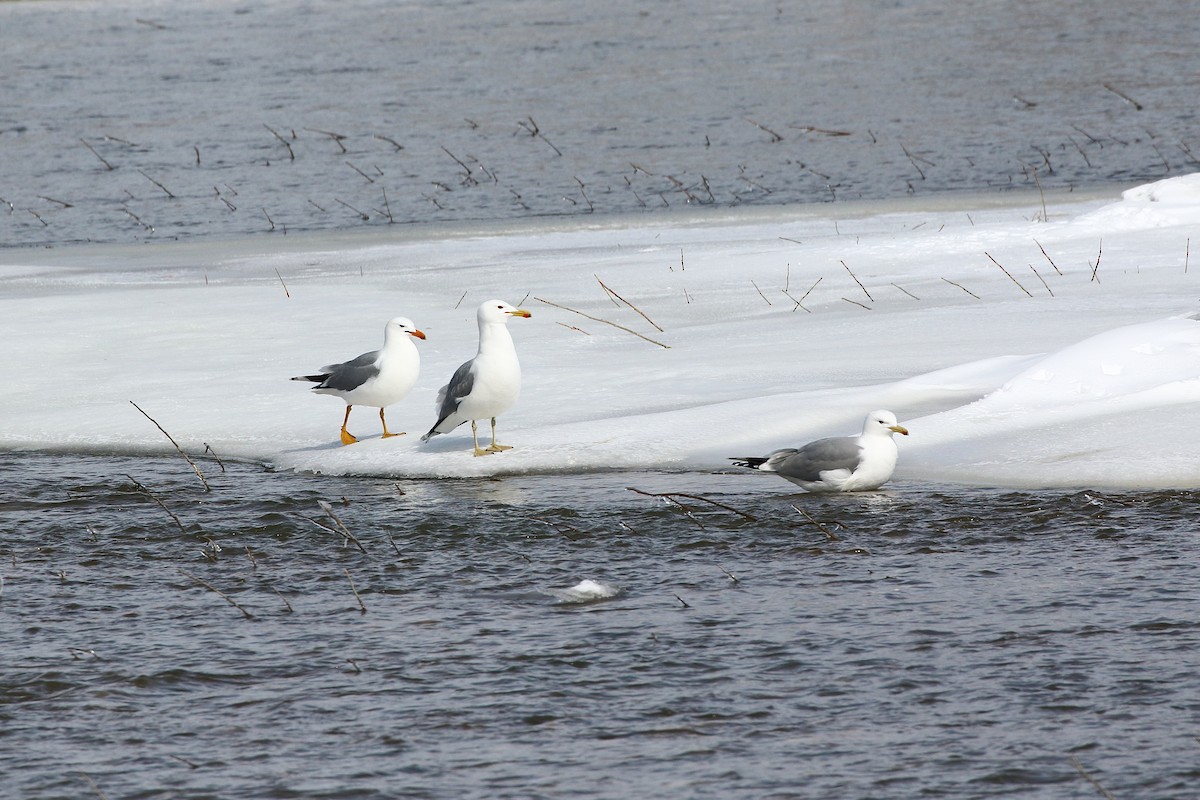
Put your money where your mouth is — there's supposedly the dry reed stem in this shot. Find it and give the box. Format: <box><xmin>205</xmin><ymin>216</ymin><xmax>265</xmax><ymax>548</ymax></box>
<box><xmin>1068</xmin><ymin>756</ymin><xmax>1117</xmax><ymax>800</ymax></box>
<box><xmin>752</xmin><ymin>279</ymin><xmax>772</xmax><ymax>305</ymax></box>
<box><xmin>842</xmin><ymin>298</ymin><xmax>872</xmax><ymax>310</ymax></box>
<box><xmin>1090</xmin><ymin>240</ymin><xmax>1103</xmax><ymax>282</ymax></box>
<box><xmin>138</xmin><ymin>169</ymin><xmax>175</xmax><ymax>198</ymax></box>
<box><xmin>790</xmin><ymin>504</ymin><xmax>839</xmax><ymax>541</ymax></box>
<box><xmin>318</xmin><ymin>500</ymin><xmax>366</xmax><ymax>553</ymax></box>
<box><xmin>128</xmin><ymin>401</ymin><xmax>210</xmax><ymax>490</ymax></box>
<box><xmin>746</xmin><ymin>118</ymin><xmax>784</xmax><ymax>142</ymax></box>
<box><xmin>891</xmin><ymin>282</ymin><xmax>920</xmax><ymax>300</ymax></box>
<box><xmin>1102</xmin><ymin>83</ymin><xmax>1143</xmax><ymax>110</ymax></box>
<box><xmin>626</xmin><ymin>487</ymin><xmax>757</xmax><ymax>521</ymax></box>
<box><xmin>534</xmin><ymin>297</ymin><xmax>670</xmax><ymax>348</ymax></box>
<box><xmin>718</xmin><ymin>565</ymin><xmax>740</xmax><ymax>583</ymax></box>
<box><xmin>263</xmin><ymin>123</ymin><xmax>295</xmax><ymax>160</ymax></box>
<box><xmin>1029</xmin><ymin>264</ymin><xmax>1054</xmax><ymax>296</ymax></box>
<box><xmin>344</xmin><ymin>568</ymin><xmax>367</xmax><ymax>614</ymax></box>
<box><xmin>79</xmin><ymin>773</ymin><xmax>112</xmax><ymax>800</ymax></box>
<box><xmin>80</xmin><ymin>139</ymin><xmax>115</xmax><ymax>170</ymax></box>
<box><xmin>180</xmin><ymin>569</ymin><xmax>253</xmax><ymax>619</ymax></box>
<box><xmin>1033</xmin><ymin>239</ymin><xmax>1063</xmax><ymax>275</ymax></box>
<box><xmin>595</xmin><ymin>275</ymin><xmax>665</xmax><ymax>331</ymax></box>
<box><xmin>840</xmin><ymin>260</ymin><xmax>873</xmax><ymax>301</ymax></box>
<box><xmin>984</xmin><ymin>252</ymin><xmax>1034</xmax><ymax>297</ymax></box>
<box><xmin>942</xmin><ymin>277</ymin><xmax>981</xmax><ymax>299</ymax></box>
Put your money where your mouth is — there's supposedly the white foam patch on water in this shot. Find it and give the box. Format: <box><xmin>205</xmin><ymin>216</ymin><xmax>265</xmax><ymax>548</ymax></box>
<box><xmin>545</xmin><ymin>580</ymin><xmax>622</xmax><ymax>604</ymax></box>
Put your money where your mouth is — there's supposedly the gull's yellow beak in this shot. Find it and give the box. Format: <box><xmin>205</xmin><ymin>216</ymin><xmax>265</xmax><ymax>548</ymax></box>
<box><xmin>409</xmin><ymin>329</ymin><xmax>427</xmax><ymax>340</ymax></box>
<box><xmin>890</xmin><ymin>424</ymin><xmax>909</xmax><ymax>436</ymax></box>
<box><xmin>509</xmin><ymin>309</ymin><xmax>532</xmax><ymax>318</ymax></box>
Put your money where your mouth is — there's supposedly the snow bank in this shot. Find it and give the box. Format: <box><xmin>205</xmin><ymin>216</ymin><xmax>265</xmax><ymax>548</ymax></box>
<box><xmin>3</xmin><ymin>176</ymin><xmax>1199</xmax><ymax>489</ymax></box>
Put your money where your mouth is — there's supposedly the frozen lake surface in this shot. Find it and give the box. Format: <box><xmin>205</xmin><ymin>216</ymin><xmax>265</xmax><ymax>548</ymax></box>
<box><xmin>2</xmin><ymin>0</ymin><xmax>1199</xmax><ymax>247</ymax></box>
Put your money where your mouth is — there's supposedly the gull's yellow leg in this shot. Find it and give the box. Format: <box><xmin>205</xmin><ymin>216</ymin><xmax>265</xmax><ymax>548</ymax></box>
<box><xmin>340</xmin><ymin>406</ymin><xmax>358</xmax><ymax>445</ymax></box>
<box><xmin>380</xmin><ymin>407</ymin><xmax>405</xmax><ymax>439</ymax></box>
<box><xmin>471</xmin><ymin>419</ymin><xmax>491</xmax><ymax>457</ymax></box>
<box><xmin>486</xmin><ymin>417</ymin><xmax>513</xmax><ymax>452</ymax></box>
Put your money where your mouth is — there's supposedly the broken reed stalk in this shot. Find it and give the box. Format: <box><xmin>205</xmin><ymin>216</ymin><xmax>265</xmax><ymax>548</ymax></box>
<box><xmin>274</xmin><ymin>268</ymin><xmax>290</xmax><ymax>297</ymax></box>
<box><xmin>138</xmin><ymin>169</ymin><xmax>176</xmax><ymax>198</ymax></box>
<box><xmin>180</xmin><ymin>569</ymin><xmax>253</xmax><ymax>619</ymax></box>
<box><xmin>594</xmin><ymin>275</ymin><xmax>665</xmax><ymax>331</ymax></box>
<box><xmin>1033</xmin><ymin>239</ymin><xmax>1063</xmax><ymax>275</ymax></box>
<box><xmin>305</xmin><ymin>127</ymin><xmax>348</xmax><ymax>153</ymax></box>
<box><xmin>1030</xmin><ymin>166</ymin><xmax>1048</xmax><ymax>222</ymax></box>
<box><xmin>942</xmin><ymin>277</ymin><xmax>981</xmax><ymax>299</ymax></box>
<box><xmin>79</xmin><ymin>772</ymin><xmax>112</xmax><ymax>800</ymax></box>
<box><xmin>534</xmin><ymin>297</ymin><xmax>670</xmax><ymax>349</ymax></box>
<box><xmin>128</xmin><ymin>401</ymin><xmax>210</xmax><ymax>490</ymax></box>
<box><xmin>1029</xmin><ymin>264</ymin><xmax>1055</xmax><ymax>296</ymax></box>
<box><xmin>751</xmin><ymin>279</ymin><xmax>772</xmax><ymax>305</ymax></box>
<box><xmin>984</xmin><ymin>252</ymin><xmax>1034</xmax><ymax>297</ymax></box>
<box><xmin>1090</xmin><ymin>240</ymin><xmax>1103</xmax><ymax>282</ymax></box>
<box><xmin>746</xmin><ymin>118</ymin><xmax>784</xmax><ymax>142</ymax></box>
<box><xmin>891</xmin><ymin>282</ymin><xmax>920</xmax><ymax>300</ymax></box>
<box><xmin>201</xmin><ymin>448</ymin><xmax>226</xmax><ymax>472</ymax></box>
<box><xmin>318</xmin><ymin>500</ymin><xmax>367</xmax><ymax>553</ymax></box>
<box><xmin>1102</xmin><ymin>83</ymin><xmax>1143</xmax><ymax>111</ymax></box>
<box><xmin>784</xmin><ymin>276</ymin><xmax>823</xmax><ymax>312</ymax></box>
<box><xmin>344</xmin><ymin>568</ymin><xmax>367</xmax><ymax>614</ymax></box>
<box><xmin>1186</xmin><ymin>237</ymin><xmax>1191</xmax><ymax>273</ymax></box>
<box><xmin>842</xmin><ymin>297</ymin><xmax>872</xmax><ymax>310</ymax></box>
<box><xmin>80</xmin><ymin>139</ymin><xmax>115</xmax><ymax>170</ymax></box>
<box><xmin>790</xmin><ymin>504</ymin><xmax>839</xmax><ymax>541</ymax></box>
<box><xmin>626</xmin><ymin>487</ymin><xmax>757</xmax><ymax>521</ymax></box>
<box><xmin>128</xmin><ymin>475</ymin><xmax>188</xmax><ymax>533</ymax></box>
<box><xmin>840</xmin><ymin>260</ymin><xmax>873</xmax><ymax>301</ymax></box>
<box><xmin>263</xmin><ymin>123</ymin><xmax>295</xmax><ymax>160</ymax></box>
<box><xmin>1068</xmin><ymin>756</ymin><xmax>1117</xmax><ymax>800</ymax></box>
<box><xmin>718</xmin><ymin>565</ymin><xmax>740</xmax><ymax>583</ymax></box>
<box><xmin>674</xmin><ymin>594</ymin><xmax>691</xmax><ymax>608</ymax></box>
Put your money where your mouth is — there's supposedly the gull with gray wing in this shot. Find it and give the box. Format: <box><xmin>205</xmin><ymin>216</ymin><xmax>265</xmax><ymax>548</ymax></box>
<box><xmin>421</xmin><ymin>299</ymin><xmax>531</xmax><ymax>456</ymax></box>
<box><xmin>292</xmin><ymin>316</ymin><xmax>425</xmax><ymax>445</ymax></box>
<box><xmin>731</xmin><ymin>410</ymin><xmax>910</xmax><ymax>492</ymax></box>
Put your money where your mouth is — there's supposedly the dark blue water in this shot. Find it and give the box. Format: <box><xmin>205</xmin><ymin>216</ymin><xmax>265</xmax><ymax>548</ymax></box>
<box><xmin>2</xmin><ymin>0</ymin><xmax>1199</xmax><ymax>247</ymax></box>
<box><xmin>4</xmin><ymin>452</ymin><xmax>1199</xmax><ymax>798</ymax></box>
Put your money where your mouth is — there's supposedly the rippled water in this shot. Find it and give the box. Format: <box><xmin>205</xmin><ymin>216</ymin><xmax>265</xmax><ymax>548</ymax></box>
<box><xmin>4</xmin><ymin>452</ymin><xmax>1199</xmax><ymax>798</ymax></box>
<box><xmin>2</xmin><ymin>0</ymin><xmax>1199</xmax><ymax>246</ymax></box>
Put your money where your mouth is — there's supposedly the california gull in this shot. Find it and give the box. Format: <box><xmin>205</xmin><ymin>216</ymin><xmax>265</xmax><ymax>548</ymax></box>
<box><xmin>730</xmin><ymin>409</ymin><xmax>910</xmax><ymax>492</ymax></box>
<box><xmin>292</xmin><ymin>316</ymin><xmax>425</xmax><ymax>445</ymax></box>
<box><xmin>421</xmin><ymin>299</ymin><xmax>531</xmax><ymax>456</ymax></box>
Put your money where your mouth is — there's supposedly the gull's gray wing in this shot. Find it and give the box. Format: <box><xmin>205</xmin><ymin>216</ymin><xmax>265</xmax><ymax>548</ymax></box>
<box><xmin>427</xmin><ymin>359</ymin><xmax>476</xmax><ymax>433</ymax></box>
<box><xmin>771</xmin><ymin>436</ymin><xmax>863</xmax><ymax>482</ymax></box>
<box><xmin>317</xmin><ymin>351</ymin><xmax>379</xmax><ymax>392</ymax></box>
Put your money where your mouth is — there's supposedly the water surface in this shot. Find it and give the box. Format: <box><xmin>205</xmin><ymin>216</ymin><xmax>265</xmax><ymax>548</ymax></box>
<box><xmin>4</xmin><ymin>453</ymin><xmax>1198</xmax><ymax>798</ymax></box>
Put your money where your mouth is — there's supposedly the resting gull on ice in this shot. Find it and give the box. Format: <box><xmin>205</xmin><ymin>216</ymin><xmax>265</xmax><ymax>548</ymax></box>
<box><xmin>421</xmin><ymin>299</ymin><xmax>531</xmax><ymax>456</ymax></box>
<box><xmin>292</xmin><ymin>316</ymin><xmax>425</xmax><ymax>445</ymax></box>
<box><xmin>730</xmin><ymin>410</ymin><xmax>910</xmax><ymax>492</ymax></box>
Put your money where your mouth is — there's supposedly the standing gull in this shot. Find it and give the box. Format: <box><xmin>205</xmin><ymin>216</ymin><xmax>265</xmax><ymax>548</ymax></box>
<box><xmin>292</xmin><ymin>316</ymin><xmax>425</xmax><ymax>445</ymax></box>
<box><xmin>421</xmin><ymin>299</ymin><xmax>531</xmax><ymax>456</ymax></box>
<box><xmin>730</xmin><ymin>410</ymin><xmax>910</xmax><ymax>492</ymax></box>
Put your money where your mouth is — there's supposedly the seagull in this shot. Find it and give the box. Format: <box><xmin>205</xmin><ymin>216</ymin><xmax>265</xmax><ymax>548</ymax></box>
<box><xmin>421</xmin><ymin>299</ymin><xmax>531</xmax><ymax>456</ymax></box>
<box><xmin>730</xmin><ymin>410</ymin><xmax>910</xmax><ymax>492</ymax></box>
<box><xmin>292</xmin><ymin>316</ymin><xmax>425</xmax><ymax>445</ymax></box>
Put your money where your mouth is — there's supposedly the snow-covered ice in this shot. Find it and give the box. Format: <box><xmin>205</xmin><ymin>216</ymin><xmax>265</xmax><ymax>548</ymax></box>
<box><xmin>3</xmin><ymin>176</ymin><xmax>1199</xmax><ymax>489</ymax></box>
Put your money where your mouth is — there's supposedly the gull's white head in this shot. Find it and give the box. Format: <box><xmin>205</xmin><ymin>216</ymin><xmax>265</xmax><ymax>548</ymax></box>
<box><xmin>478</xmin><ymin>299</ymin><xmax>532</xmax><ymax>324</ymax></box>
<box><xmin>385</xmin><ymin>316</ymin><xmax>426</xmax><ymax>340</ymax></box>
<box><xmin>864</xmin><ymin>409</ymin><xmax>909</xmax><ymax>437</ymax></box>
